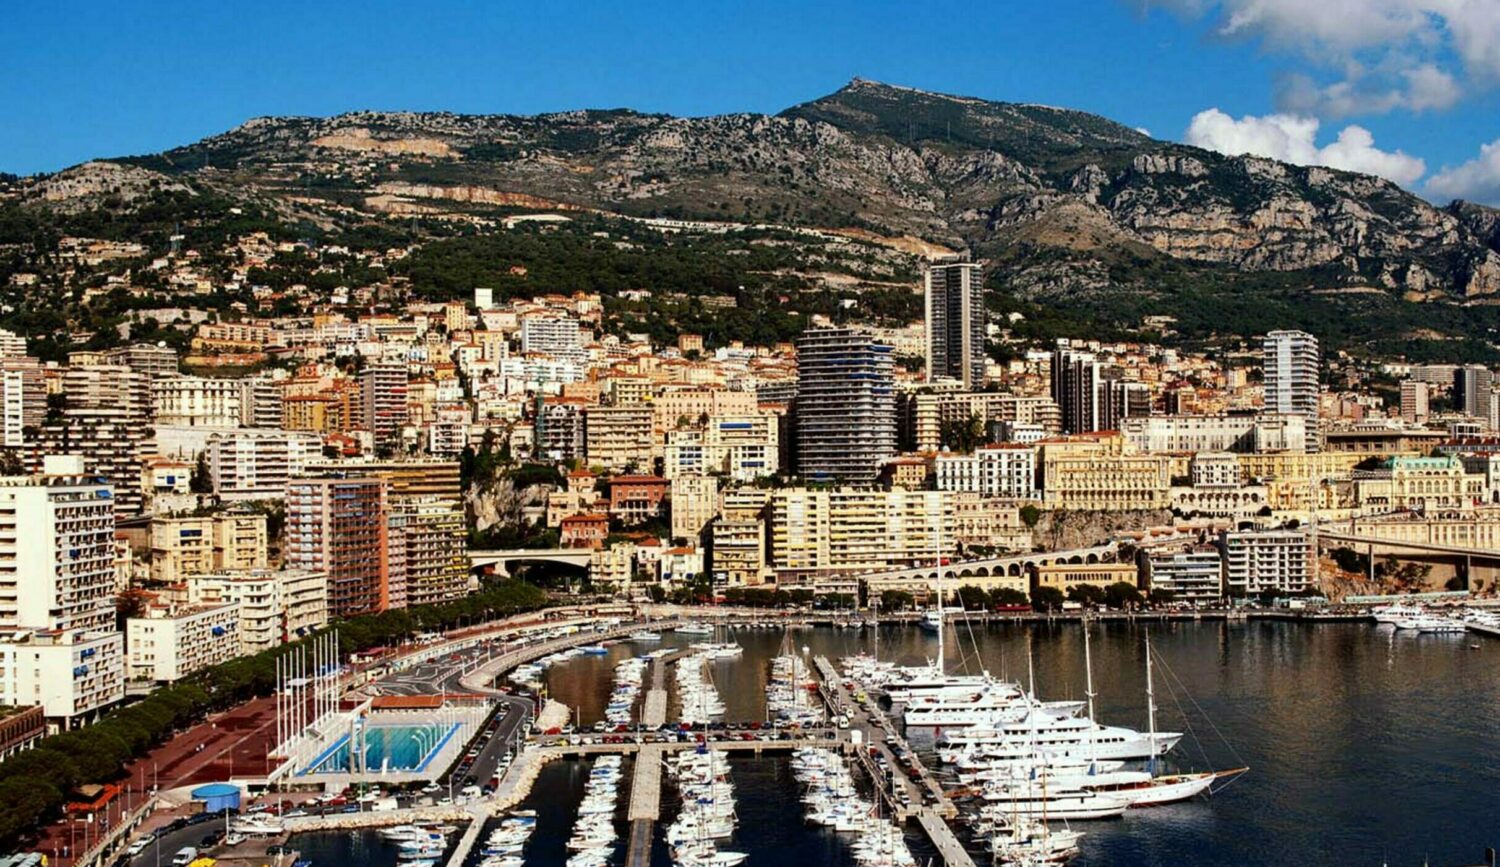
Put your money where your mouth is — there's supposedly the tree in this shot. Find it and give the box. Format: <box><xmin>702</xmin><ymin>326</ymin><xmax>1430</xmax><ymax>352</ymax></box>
<box><xmin>1019</xmin><ymin>504</ymin><xmax>1042</xmax><ymax>529</ymax></box>
<box><xmin>1067</xmin><ymin>584</ymin><xmax>1106</xmax><ymax>607</ymax></box>
<box><xmin>1104</xmin><ymin>581</ymin><xmax>1144</xmax><ymax>609</ymax></box>
<box><xmin>1031</xmin><ymin>586</ymin><xmax>1064</xmax><ymax>612</ymax></box>
<box><xmin>1147</xmin><ymin>588</ymin><xmax>1176</xmax><ymax>607</ymax></box>
<box><xmin>992</xmin><ymin>588</ymin><xmax>1029</xmax><ymax>607</ymax></box>
<box><xmin>189</xmin><ymin>451</ymin><xmax>213</xmax><ymax>494</ymax></box>
<box><xmin>879</xmin><ymin>590</ymin><xmax>915</xmax><ymax>611</ymax></box>
<box><xmin>939</xmin><ymin>414</ymin><xmax>986</xmax><ymax>453</ymax></box>
<box><xmin>955</xmin><ymin>585</ymin><xmax>991</xmax><ymax>610</ymax></box>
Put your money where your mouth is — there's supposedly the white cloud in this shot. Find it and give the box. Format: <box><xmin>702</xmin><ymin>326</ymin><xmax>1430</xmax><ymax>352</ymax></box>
<box><xmin>1425</xmin><ymin>138</ymin><xmax>1500</xmax><ymax>205</ymax></box>
<box><xmin>1185</xmin><ymin>108</ymin><xmax>1427</xmax><ymax>186</ymax></box>
<box><xmin>1139</xmin><ymin>0</ymin><xmax>1500</xmax><ymax>117</ymax></box>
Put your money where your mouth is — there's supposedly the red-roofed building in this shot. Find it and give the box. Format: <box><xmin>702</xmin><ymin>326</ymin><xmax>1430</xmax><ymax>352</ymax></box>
<box><xmin>609</xmin><ymin>475</ymin><xmax>669</xmax><ymax>523</ymax></box>
<box><xmin>560</xmin><ymin>513</ymin><xmax>610</xmax><ymax>549</ymax></box>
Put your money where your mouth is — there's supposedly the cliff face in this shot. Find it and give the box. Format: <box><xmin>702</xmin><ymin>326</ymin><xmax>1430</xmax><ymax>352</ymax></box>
<box><xmin>38</xmin><ymin>79</ymin><xmax>1500</xmax><ymax>304</ymax></box>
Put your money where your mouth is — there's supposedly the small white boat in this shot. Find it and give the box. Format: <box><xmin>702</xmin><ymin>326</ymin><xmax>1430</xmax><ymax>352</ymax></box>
<box><xmin>628</xmin><ymin>630</ymin><xmax>662</xmax><ymax>641</ymax></box>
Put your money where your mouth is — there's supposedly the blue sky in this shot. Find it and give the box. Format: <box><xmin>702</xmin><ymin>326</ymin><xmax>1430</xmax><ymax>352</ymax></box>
<box><xmin>4</xmin><ymin>0</ymin><xmax>1500</xmax><ymax>203</ymax></box>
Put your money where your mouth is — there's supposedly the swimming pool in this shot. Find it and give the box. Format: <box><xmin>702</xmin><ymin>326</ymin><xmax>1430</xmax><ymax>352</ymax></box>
<box><xmin>301</xmin><ymin>722</ymin><xmax>461</xmax><ymax>775</ymax></box>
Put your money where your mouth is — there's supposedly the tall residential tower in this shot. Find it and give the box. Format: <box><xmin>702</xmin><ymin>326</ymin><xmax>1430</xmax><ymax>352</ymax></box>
<box><xmin>794</xmin><ymin>328</ymin><xmax>897</xmax><ymax>482</ymax></box>
<box><xmin>924</xmin><ymin>257</ymin><xmax>985</xmax><ymax>389</ymax></box>
<box><xmin>1263</xmin><ymin>330</ymin><xmax>1321</xmax><ymax>450</ymax></box>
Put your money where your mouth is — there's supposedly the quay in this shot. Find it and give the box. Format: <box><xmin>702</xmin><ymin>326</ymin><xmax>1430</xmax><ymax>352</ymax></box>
<box><xmin>811</xmin><ymin>655</ymin><xmax>976</xmax><ymax>867</ymax></box>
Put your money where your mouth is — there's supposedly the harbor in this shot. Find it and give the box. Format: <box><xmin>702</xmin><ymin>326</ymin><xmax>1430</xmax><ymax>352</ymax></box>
<box><xmin>120</xmin><ymin>609</ymin><xmax>1500</xmax><ymax>867</ymax></box>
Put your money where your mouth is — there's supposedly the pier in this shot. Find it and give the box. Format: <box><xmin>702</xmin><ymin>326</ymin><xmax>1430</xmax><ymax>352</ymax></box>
<box><xmin>640</xmin><ymin>649</ymin><xmax>686</xmax><ymax>728</ymax></box>
<box><xmin>624</xmin><ymin>745</ymin><xmax>666</xmax><ymax>867</ymax></box>
<box><xmin>914</xmin><ymin>809</ymin><xmax>979</xmax><ymax>867</ymax></box>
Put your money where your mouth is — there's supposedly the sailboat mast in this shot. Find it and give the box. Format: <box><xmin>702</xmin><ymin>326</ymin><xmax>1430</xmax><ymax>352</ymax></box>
<box><xmin>1084</xmin><ymin>622</ymin><xmax>1098</xmax><ymax>771</ymax></box>
<box><xmin>935</xmin><ymin>500</ymin><xmax>945</xmax><ymax>674</ymax></box>
<box><xmin>1145</xmin><ymin>631</ymin><xmax>1158</xmax><ymax>774</ymax></box>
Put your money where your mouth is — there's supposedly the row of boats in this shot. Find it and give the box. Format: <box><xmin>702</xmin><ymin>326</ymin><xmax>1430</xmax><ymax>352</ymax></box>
<box><xmin>676</xmin><ymin>650</ymin><xmax>728</xmax><ymax>724</ymax></box>
<box><xmin>791</xmin><ymin>747</ymin><xmax>916</xmax><ymax>865</ymax></box>
<box><xmin>1371</xmin><ymin>603</ymin><xmax>1498</xmax><ymax>633</ymax></box>
<box><xmin>377</xmin><ymin>823</ymin><xmax>459</xmax><ymax>867</ymax></box>
<box><xmin>766</xmin><ymin>651</ymin><xmax>823</xmax><ymax>727</ymax></box>
<box><xmin>510</xmin><ymin>644</ymin><xmax>595</xmax><ymax>688</ymax></box>
<box><xmin>563</xmin><ymin>755</ymin><xmax>625</xmax><ymax>867</ymax></box>
<box><xmin>474</xmin><ymin>813</ymin><xmax>537</xmax><ymax>867</ymax></box>
<box><xmin>607</xmin><ymin>657</ymin><xmax>649</xmax><ymax>726</ymax></box>
<box><xmin>666</xmin><ymin>749</ymin><xmax>747</xmax><ymax>867</ymax></box>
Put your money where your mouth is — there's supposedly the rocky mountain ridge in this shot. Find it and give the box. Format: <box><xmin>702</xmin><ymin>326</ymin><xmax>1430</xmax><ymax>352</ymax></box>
<box><xmin>21</xmin><ymin>78</ymin><xmax>1500</xmax><ymax>309</ymax></box>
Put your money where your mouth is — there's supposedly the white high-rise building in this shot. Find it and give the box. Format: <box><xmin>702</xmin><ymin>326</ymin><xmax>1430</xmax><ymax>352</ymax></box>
<box><xmin>1263</xmin><ymin>330</ymin><xmax>1321</xmax><ymax>451</ymax></box>
<box><xmin>0</xmin><ymin>457</ymin><xmax>124</xmax><ymax>726</ymax></box>
<box><xmin>924</xmin><ymin>258</ymin><xmax>985</xmax><ymax>389</ymax></box>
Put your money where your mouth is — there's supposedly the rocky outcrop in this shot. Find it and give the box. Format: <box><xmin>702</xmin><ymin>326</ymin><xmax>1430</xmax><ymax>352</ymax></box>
<box><xmin>22</xmin><ymin>161</ymin><xmax>192</xmax><ymax>212</ymax></box>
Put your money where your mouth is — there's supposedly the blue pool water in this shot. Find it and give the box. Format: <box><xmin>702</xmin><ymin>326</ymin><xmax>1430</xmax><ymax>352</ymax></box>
<box><xmin>302</xmin><ymin>722</ymin><xmax>460</xmax><ymax>774</ymax></box>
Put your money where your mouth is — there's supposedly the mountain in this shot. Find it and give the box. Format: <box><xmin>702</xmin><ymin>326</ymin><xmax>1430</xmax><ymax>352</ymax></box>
<box><xmin>13</xmin><ymin>78</ymin><xmax>1500</xmax><ymax>353</ymax></box>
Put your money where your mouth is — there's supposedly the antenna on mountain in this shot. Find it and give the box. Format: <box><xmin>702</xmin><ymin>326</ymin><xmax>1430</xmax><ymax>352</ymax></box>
<box><xmin>169</xmin><ymin>222</ymin><xmax>184</xmax><ymax>256</ymax></box>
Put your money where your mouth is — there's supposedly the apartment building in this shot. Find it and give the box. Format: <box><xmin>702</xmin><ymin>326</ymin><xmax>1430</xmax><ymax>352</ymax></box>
<box><xmin>0</xmin><ymin>358</ymin><xmax>44</xmax><ymax>449</ymax></box>
<box><xmin>206</xmin><ymin>429</ymin><xmax>323</xmax><ymax>499</ymax></box>
<box><xmin>285</xmin><ymin>476</ymin><xmax>391</xmax><ymax>618</ymax></box>
<box><xmin>1145</xmin><ymin>547</ymin><xmax>1224</xmax><ymax>604</ymax></box>
<box><xmin>388</xmin><ymin>497</ymin><xmax>468</xmax><ymax>607</ymax></box>
<box><xmin>583</xmin><ymin>406</ymin><xmax>655</xmax><ymax>472</ymax></box>
<box><xmin>152</xmin><ymin>376</ymin><xmax>243</xmax><ymax>427</ymax></box>
<box><xmin>924</xmin><ymin>257</ymin><xmax>985</xmax><ymax>389</ymax></box>
<box><xmin>1263</xmin><ymin>330</ymin><xmax>1321</xmax><ymax>450</ymax></box>
<box><xmin>670</xmin><ymin>474</ymin><xmax>719</xmax><ymax>542</ymax></box>
<box><xmin>34</xmin><ymin>407</ymin><xmax>148</xmax><ymax>516</ymax></box>
<box><xmin>770</xmin><ymin>488</ymin><xmax>951</xmax><ymax>581</ymax></box>
<box><xmin>0</xmin><ymin>458</ymin><xmax>124</xmax><ymax>726</ymax></box>
<box><xmin>934</xmin><ymin>445</ymin><xmax>1038</xmax><ymax>499</ymax></box>
<box><xmin>1220</xmin><ymin>529</ymin><xmax>1312</xmax><ymax>596</ymax></box>
<box><xmin>794</xmin><ymin>328</ymin><xmax>897</xmax><ymax>482</ymax></box>
<box><xmin>125</xmin><ymin>601</ymin><xmax>240</xmax><ymax>682</ymax></box>
<box><xmin>188</xmin><ymin>569</ymin><xmax>328</xmax><ymax>654</ymax></box>
<box><xmin>360</xmin><ymin>362</ymin><xmax>410</xmax><ymax>453</ymax></box>
<box><xmin>1120</xmin><ymin>413</ymin><xmax>1308</xmax><ymax>454</ymax></box>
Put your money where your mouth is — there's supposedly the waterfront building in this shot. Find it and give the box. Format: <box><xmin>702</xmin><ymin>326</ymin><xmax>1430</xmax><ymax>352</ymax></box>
<box><xmin>769</xmin><ymin>487</ymin><xmax>950</xmax><ymax>581</ymax></box>
<box><xmin>794</xmin><ymin>328</ymin><xmax>897</xmax><ymax>482</ymax></box>
<box><xmin>1220</xmin><ymin>528</ymin><xmax>1312</xmax><ymax>596</ymax></box>
<box><xmin>1034</xmin><ymin>562</ymin><xmax>1141</xmax><ymax>594</ymax></box>
<box><xmin>1263</xmin><ymin>330</ymin><xmax>1321</xmax><ymax>450</ymax></box>
<box><xmin>1145</xmin><ymin>547</ymin><xmax>1224</xmax><ymax>604</ymax></box>
<box><xmin>125</xmin><ymin>601</ymin><xmax>240</xmax><ymax>683</ymax></box>
<box><xmin>924</xmin><ymin>257</ymin><xmax>985</xmax><ymax>388</ymax></box>
<box><xmin>285</xmin><ymin>476</ymin><xmax>391</xmax><ymax>618</ymax></box>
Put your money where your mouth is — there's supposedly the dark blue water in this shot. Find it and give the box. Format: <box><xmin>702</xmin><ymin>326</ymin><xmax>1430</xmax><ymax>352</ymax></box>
<box><xmin>299</xmin><ymin>622</ymin><xmax>1500</xmax><ymax>866</ymax></box>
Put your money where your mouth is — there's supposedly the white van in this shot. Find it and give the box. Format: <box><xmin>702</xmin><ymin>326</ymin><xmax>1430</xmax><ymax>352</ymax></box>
<box><xmin>171</xmin><ymin>847</ymin><xmax>197</xmax><ymax>867</ymax></box>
